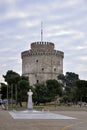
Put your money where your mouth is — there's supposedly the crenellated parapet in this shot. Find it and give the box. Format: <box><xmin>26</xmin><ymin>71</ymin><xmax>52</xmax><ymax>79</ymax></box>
<box><xmin>21</xmin><ymin>42</ymin><xmax>64</xmax><ymax>58</ymax></box>
<box><xmin>31</xmin><ymin>41</ymin><xmax>54</xmax><ymax>51</ymax></box>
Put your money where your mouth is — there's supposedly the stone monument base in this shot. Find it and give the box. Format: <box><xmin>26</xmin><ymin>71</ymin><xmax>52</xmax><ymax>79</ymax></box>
<box><xmin>9</xmin><ymin>110</ymin><xmax>76</xmax><ymax>119</ymax></box>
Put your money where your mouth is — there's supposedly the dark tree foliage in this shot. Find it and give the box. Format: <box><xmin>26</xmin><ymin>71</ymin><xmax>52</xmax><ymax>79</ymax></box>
<box><xmin>17</xmin><ymin>76</ymin><xmax>30</xmax><ymax>103</ymax></box>
<box><xmin>3</xmin><ymin>70</ymin><xmax>20</xmax><ymax>85</ymax></box>
<box><xmin>63</xmin><ymin>86</ymin><xmax>77</xmax><ymax>103</ymax></box>
<box><xmin>76</xmin><ymin>80</ymin><xmax>87</xmax><ymax>102</ymax></box>
<box><xmin>65</xmin><ymin>72</ymin><xmax>79</xmax><ymax>87</ymax></box>
<box><xmin>58</xmin><ymin>72</ymin><xmax>79</xmax><ymax>104</ymax></box>
<box><xmin>33</xmin><ymin>83</ymin><xmax>48</xmax><ymax>105</ymax></box>
<box><xmin>58</xmin><ymin>72</ymin><xmax>79</xmax><ymax>87</ymax></box>
<box><xmin>32</xmin><ymin>79</ymin><xmax>62</xmax><ymax>105</ymax></box>
<box><xmin>58</xmin><ymin>74</ymin><xmax>66</xmax><ymax>85</ymax></box>
<box><xmin>3</xmin><ymin>70</ymin><xmax>30</xmax><ymax>106</ymax></box>
<box><xmin>46</xmin><ymin>79</ymin><xmax>62</xmax><ymax>100</ymax></box>
<box><xmin>0</xmin><ymin>83</ymin><xmax>7</xmax><ymax>99</ymax></box>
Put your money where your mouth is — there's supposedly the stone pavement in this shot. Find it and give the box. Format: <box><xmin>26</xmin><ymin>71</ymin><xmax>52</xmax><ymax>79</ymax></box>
<box><xmin>9</xmin><ymin>110</ymin><xmax>76</xmax><ymax>119</ymax></box>
<box><xmin>0</xmin><ymin>109</ymin><xmax>87</xmax><ymax>130</ymax></box>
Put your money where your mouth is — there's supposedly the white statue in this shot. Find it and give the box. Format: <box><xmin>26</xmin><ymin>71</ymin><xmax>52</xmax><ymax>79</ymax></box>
<box><xmin>27</xmin><ymin>89</ymin><xmax>33</xmax><ymax>110</ymax></box>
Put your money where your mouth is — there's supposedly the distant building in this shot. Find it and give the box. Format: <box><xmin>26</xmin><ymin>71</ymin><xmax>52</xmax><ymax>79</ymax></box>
<box><xmin>21</xmin><ymin>41</ymin><xmax>64</xmax><ymax>85</ymax></box>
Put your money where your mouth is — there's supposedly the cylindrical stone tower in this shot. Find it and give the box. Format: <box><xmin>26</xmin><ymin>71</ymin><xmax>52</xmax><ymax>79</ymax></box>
<box><xmin>21</xmin><ymin>41</ymin><xmax>64</xmax><ymax>85</ymax></box>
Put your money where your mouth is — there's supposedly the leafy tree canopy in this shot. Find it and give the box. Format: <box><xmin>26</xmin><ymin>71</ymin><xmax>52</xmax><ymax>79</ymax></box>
<box><xmin>3</xmin><ymin>70</ymin><xmax>20</xmax><ymax>85</ymax></box>
<box><xmin>58</xmin><ymin>72</ymin><xmax>79</xmax><ymax>87</ymax></box>
<box><xmin>76</xmin><ymin>80</ymin><xmax>87</xmax><ymax>102</ymax></box>
<box><xmin>3</xmin><ymin>70</ymin><xmax>30</xmax><ymax>105</ymax></box>
<box><xmin>33</xmin><ymin>83</ymin><xmax>48</xmax><ymax>105</ymax></box>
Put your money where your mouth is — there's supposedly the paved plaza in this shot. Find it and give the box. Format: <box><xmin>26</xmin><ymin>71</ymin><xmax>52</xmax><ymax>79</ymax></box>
<box><xmin>0</xmin><ymin>109</ymin><xmax>87</xmax><ymax>130</ymax></box>
<box><xmin>9</xmin><ymin>110</ymin><xmax>76</xmax><ymax>119</ymax></box>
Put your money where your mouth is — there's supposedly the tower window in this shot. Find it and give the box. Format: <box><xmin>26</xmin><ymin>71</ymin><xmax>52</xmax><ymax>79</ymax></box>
<box><xmin>36</xmin><ymin>59</ymin><xmax>38</xmax><ymax>62</ymax></box>
<box><xmin>37</xmin><ymin>80</ymin><xmax>39</xmax><ymax>83</ymax></box>
<box><xmin>54</xmin><ymin>68</ymin><xmax>56</xmax><ymax>71</ymax></box>
<box><xmin>42</xmin><ymin>68</ymin><xmax>44</xmax><ymax>71</ymax></box>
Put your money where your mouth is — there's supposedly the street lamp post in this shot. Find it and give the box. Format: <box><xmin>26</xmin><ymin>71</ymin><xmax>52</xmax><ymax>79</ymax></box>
<box><xmin>15</xmin><ymin>84</ymin><xmax>17</xmax><ymax>109</ymax></box>
<box><xmin>0</xmin><ymin>83</ymin><xmax>2</xmax><ymax>105</ymax></box>
<box><xmin>11</xmin><ymin>84</ymin><xmax>13</xmax><ymax>109</ymax></box>
<box><xmin>7</xmin><ymin>85</ymin><xmax>8</xmax><ymax>110</ymax></box>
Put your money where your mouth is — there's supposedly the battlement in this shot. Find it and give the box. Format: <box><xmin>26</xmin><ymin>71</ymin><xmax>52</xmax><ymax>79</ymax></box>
<box><xmin>31</xmin><ymin>41</ymin><xmax>54</xmax><ymax>51</ymax></box>
<box><xmin>21</xmin><ymin>41</ymin><xmax>64</xmax><ymax>58</ymax></box>
<box><xmin>21</xmin><ymin>49</ymin><xmax>64</xmax><ymax>58</ymax></box>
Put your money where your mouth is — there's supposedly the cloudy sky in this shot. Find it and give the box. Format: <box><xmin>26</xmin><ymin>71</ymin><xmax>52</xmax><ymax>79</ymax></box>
<box><xmin>0</xmin><ymin>0</ymin><xmax>87</xmax><ymax>83</ymax></box>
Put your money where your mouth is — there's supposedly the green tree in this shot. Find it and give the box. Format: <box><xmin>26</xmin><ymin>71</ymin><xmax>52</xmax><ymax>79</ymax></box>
<box><xmin>58</xmin><ymin>74</ymin><xmax>66</xmax><ymax>85</ymax></box>
<box><xmin>46</xmin><ymin>79</ymin><xmax>62</xmax><ymax>102</ymax></box>
<box><xmin>33</xmin><ymin>83</ymin><xmax>48</xmax><ymax>105</ymax></box>
<box><xmin>3</xmin><ymin>70</ymin><xmax>21</xmax><ymax>105</ymax></box>
<box><xmin>32</xmin><ymin>80</ymin><xmax>62</xmax><ymax>105</ymax></box>
<box><xmin>58</xmin><ymin>72</ymin><xmax>79</xmax><ymax>87</ymax></box>
<box><xmin>76</xmin><ymin>80</ymin><xmax>87</xmax><ymax>102</ymax></box>
<box><xmin>0</xmin><ymin>83</ymin><xmax>7</xmax><ymax>99</ymax></box>
<box><xmin>3</xmin><ymin>70</ymin><xmax>20</xmax><ymax>85</ymax></box>
<box><xmin>3</xmin><ymin>70</ymin><xmax>30</xmax><ymax>106</ymax></box>
<box><xmin>58</xmin><ymin>72</ymin><xmax>79</xmax><ymax>104</ymax></box>
<box><xmin>65</xmin><ymin>72</ymin><xmax>79</xmax><ymax>87</ymax></box>
<box><xmin>17</xmin><ymin>76</ymin><xmax>29</xmax><ymax>106</ymax></box>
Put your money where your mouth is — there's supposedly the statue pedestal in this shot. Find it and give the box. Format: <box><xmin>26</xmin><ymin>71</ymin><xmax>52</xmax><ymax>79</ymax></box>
<box><xmin>27</xmin><ymin>89</ymin><xmax>33</xmax><ymax>110</ymax></box>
